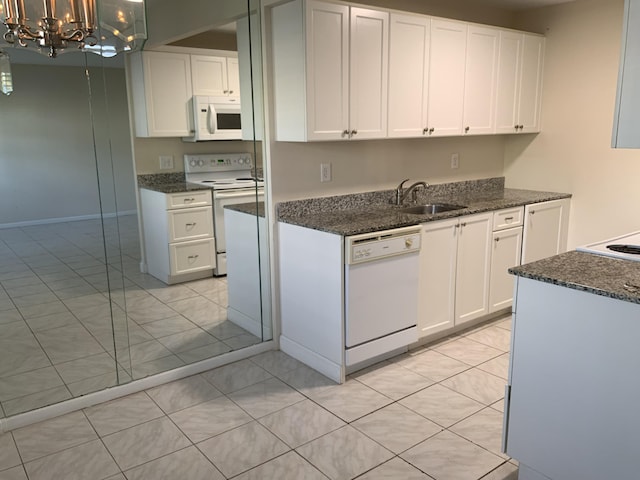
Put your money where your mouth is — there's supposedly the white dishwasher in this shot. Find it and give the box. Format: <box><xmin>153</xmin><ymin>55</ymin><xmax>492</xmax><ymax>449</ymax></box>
<box><xmin>344</xmin><ymin>225</ymin><xmax>421</xmax><ymax>367</ymax></box>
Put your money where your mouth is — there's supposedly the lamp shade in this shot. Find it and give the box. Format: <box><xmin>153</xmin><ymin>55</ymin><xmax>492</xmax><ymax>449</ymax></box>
<box><xmin>0</xmin><ymin>48</ymin><xmax>12</xmax><ymax>95</ymax></box>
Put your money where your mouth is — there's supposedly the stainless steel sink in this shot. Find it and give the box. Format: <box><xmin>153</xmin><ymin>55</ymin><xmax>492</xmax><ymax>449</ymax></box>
<box><xmin>399</xmin><ymin>203</ymin><xmax>467</xmax><ymax>215</ymax></box>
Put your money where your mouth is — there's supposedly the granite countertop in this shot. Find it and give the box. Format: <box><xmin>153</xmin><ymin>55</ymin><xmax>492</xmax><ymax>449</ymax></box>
<box><xmin>225</xmin><ymin>201</ymin><xmax>266</xmax><ymax>218</ymax></box>
<box><xmin>277</xmin><ymin>185</ymin><xmax>571</xmax><ymax>236</ymax></box>
<box><xmin>139</xmin><ymin>182</ymin><xmax>212</xmax><ymax>194</ymax></box>
<box><xmin>509</xmin><ymin>250</ymin><xmax>640</xmax><ymax>305</ymax></box>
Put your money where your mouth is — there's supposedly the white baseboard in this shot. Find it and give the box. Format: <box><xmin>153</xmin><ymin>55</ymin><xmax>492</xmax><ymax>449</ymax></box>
<box><xmin>0</xmin><ymin>210</ymin><xmax>137</xmax><ymax>229</ymax></box>
<box><xmin>0</xmin><ymin>341</ymin><xmax>274</xmax><ymax>433</ymax></box>
<box><xmin>279</xmin><ymin>335</ymin><xmax>343</xmax><ymax>384</ymax></box>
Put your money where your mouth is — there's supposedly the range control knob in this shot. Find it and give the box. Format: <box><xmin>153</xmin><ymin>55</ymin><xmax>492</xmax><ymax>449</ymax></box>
<box><xmin>197</xmin><ymin>159</ymin><xmax>204</xmax><ymax>167</ymax></box>
<box><xmin>189</xmin><ymin>159</ymin><xmax>197</xmax><ymax>167</ymax></box>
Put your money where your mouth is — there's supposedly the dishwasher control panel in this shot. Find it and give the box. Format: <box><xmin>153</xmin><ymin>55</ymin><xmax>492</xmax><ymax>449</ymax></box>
<box><xmin>346</xmin><ymin>226</ymin><xmax>421</xmax><ymax>265</ymax></box>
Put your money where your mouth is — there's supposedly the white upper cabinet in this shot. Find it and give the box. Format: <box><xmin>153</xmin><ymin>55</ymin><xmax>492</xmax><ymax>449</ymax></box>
<box><xmin>495</xmin><ymin>31</ymin><xmax>545</xmax><ymax>134</ymax></box>
<box><xmin>462</xmin><ymin>25</ymin><xmax>499</xmax><ymax>135</ymax></box>
<box><xmin>128</xmin><ymin>51</ymin><xmax>193</xmax><ymax>137</ymax></box>
<box><xmin>271</xmin><ymin>0</ymin><xmax>388</xmax><ymax>141</ymax></box>
<box><xmin>387</xmin><ymin>13</ymin><xmax>431</xmax><ymax>138</ymax></box>
<box><xmin>613</xmin><ymin>0</ymin><xmax>640</xmax><ymax>147</ymax></box>
<box><xmin>269</xmin><ymin>0</ymin><xmax>545</xmax><ymax>142</ymax></box>
<box><xmin>349</xmin><ymin>7</ymin><xmax>389</xmax><ymax>140</ymax></box>
<box><xmin>191</xmin><ymin>55</ymin><xmax>240</xmax><ymax>99</ymax></box>
<box><xmin>426</xmin><ymin>19</ymin><xmax>467</xmax><ymax>137</ymax></box>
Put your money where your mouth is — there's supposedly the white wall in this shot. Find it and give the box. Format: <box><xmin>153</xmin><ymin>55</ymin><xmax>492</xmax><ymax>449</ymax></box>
<box><xmin>0</xmin><ymin>60</ymin><xmax>136</xmax><ymax>226</ymax></box>
<box><xmin>505</xmin><ymin>0</ymin><xmax>640</xmax><ymax>247</ymax></box>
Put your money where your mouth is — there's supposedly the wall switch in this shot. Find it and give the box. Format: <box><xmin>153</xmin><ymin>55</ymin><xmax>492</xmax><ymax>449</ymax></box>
<box><xmin>159</xmin><ymin>155</ymin><xmax>174</xmax><ymax>170</ymax></box>
<box><xmin>320</xmin><ymin>163</ymin><xmax>332</xmax><ymax>182</ymax></box>
<box><xmin>450</xmin><ymin>153</ymin><xmax>459</xmax><ymax>169</ymax></box>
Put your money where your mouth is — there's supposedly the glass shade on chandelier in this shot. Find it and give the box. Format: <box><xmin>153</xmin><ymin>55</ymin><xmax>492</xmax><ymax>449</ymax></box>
<box><xmin>0</xmin><ymin>48</ymin><xmax>12</xmax><ymax>94</ymax></box>
<box><xmin>0</xmin><ymin>0</ymin><xmax>146</xmax><ymax>58</ymax></box>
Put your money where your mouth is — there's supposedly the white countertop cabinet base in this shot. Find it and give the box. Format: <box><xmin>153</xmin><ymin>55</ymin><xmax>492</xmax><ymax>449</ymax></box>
<box><xmin>505</xmin><ymin>276</ymin><xmax>640</xmax><ymax>480</ymax></box>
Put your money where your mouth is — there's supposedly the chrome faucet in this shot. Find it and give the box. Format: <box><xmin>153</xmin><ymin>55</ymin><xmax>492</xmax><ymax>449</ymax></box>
<box><xmin>395</xmin><ymin>179</ymin><xmax>429</xmax><ymax>205</ymax></box>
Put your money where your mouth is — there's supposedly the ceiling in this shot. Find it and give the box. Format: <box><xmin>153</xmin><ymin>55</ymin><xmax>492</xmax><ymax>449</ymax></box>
<box><xmin>481</xmin><ymin>0</ymin><xmax>575</xmax><ymax>9</ymax></box>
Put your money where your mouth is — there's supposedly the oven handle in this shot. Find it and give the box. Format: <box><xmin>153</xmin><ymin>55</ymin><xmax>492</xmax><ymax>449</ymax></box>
<box><xmin>213</xmin><ymin>189</ymin><xmax>264</xmax><ymax>200</ymax></box>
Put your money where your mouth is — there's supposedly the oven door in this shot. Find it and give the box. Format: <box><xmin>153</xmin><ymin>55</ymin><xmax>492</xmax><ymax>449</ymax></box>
<box><xmin>213</xmin><ymin>188</ymin><xmax>265</xmax><ymax>274</ymax></box>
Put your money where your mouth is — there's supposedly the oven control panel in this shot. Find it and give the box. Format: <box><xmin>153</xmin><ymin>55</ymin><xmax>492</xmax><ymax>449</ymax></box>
<box><xmin>184</xmin><ymin>153</ymin><xmax>253</xmax><ymax>173</ymax></box>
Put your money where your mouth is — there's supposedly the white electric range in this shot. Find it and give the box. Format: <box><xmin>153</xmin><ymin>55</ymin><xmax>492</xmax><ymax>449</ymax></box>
<box><xmin>185</xmin><ymin>153</ymin><xmax>264</xmax><ymax>275</ymax></box>
<box><xmin>576</xmin><ymin>231</ymin><xmax>640</xmax><ymax>262</ymax></box>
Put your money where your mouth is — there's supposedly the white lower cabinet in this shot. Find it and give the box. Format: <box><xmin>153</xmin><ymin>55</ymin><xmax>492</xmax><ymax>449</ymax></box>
<box><xmin>418</xmin><ymin>212</ymin><xmax>492</xmax><ymax>337</ymax></box>
<box><xmin>140</xmin><ymin>188</ymin><xmax>216</xmax><ymax>284</ymax></box>
<box><xmin>521</xmin><ymin>198</ymin><xmax>570</xmax><ymax>264</ymax></box>
<box><xmin>489</xmin><ymin>207</ymin><xmax>524</xmax><ymax>313</ymax></box>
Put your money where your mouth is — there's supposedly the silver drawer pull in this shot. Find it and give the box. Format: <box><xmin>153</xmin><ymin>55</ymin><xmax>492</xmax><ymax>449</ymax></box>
<box><xmin>184</xmin><ymin>198</ymin><xmax>195</xmax><ymax>203</ymax></box>
<box><xmin>187</xmin><ymin>254</ymin><xmax>199</xmax><ymax>260</ymax></box>
<box><xmin>504</xmin><ymin>216</ymin><xmax>514</xmax><ymax>221</ymax></box>
<box><xmin>495</xmin><ymin>237</ymin><xmax>500</xmax><ymax>242</ymax></box>
<box><xmin>185</xmin><ymin>222</ymin><xmax>197</xmax><ymax>227</ymax></box>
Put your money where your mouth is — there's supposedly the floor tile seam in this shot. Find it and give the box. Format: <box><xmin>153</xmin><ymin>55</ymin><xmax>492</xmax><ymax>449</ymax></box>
<box><xmin>441</xmin><ymin>424</ymin><xmax>511</xmax><ymax>462</ymax></box>
<box><xmin>478</xmin><ymin>460</ymin><xmax>517</xmax><ymax>480</ymax></box>
<box><xmin>352</xmin><ymin>455</ymin><xmax>437</xmax><ymax>480</ymax></box>
<box><xmin>118</xmin><ymin>444</ymin><xmax>203</xmax><ymax>478</ymax></box>
<box><xmin>431</xmin><ymin>344</ymin><xmax>504</xmax><ymax>368</ymax></box>
<box><xmin>433</xmin><ymin>375</ymin><xmax>504</xmax><ymax>407</ymax></box>
<box><xmin>200</xmin><ymin>441</ymin><xmax>293</xmax><ymax>480</ymax></box>
<box><xmin>350</xmin><ymin>375</ymin><xmax>437</xmax><ymax>402</ymax></box>
<box><xmin>349</xmin><ymin>413</ymin><xmax>444</xmax><ymax>457</ymax></box>
<box><xmin>0</xmin><ymin>367</ymin><xmax>68</xmax><ymax>403</ymax></box>
<box><xmin>84</xmin><ymin>393</ymin><xmax>166</xmax><ymax>439</ymax></box>
<box><xmin>80</xmin><ymin>409</ymin><xmax>127</xmax><ymax>478</ymax></box>
<box><xmin>460</xmin><ymin>334</ymin><xmax>511</xmax><ymax>353</ymax></box>
<box><xmin>228</xmin><ymin>393</ymin><xmax>308</xmax><ymax>423</ymax></box>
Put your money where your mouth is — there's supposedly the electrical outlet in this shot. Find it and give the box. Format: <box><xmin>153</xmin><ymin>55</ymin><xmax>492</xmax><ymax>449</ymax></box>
<box><xmin>320</xmin><ymin>163</ymin><xmax>332</xmax><ymax>182</ymax></box>
<box><xmin>159</xmin><ymin>155</ymin><xmax>174</xmax><ymax>170</ymax></box>
<box><xmin>451</xmin><ymin>153</ymin><xmax>459</xmax><ymax>169</ymax></box>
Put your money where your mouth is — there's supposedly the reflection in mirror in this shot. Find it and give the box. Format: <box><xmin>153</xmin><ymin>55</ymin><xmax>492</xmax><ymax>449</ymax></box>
<box><xmin>0</xmin><ymin>0</ymin><xmax>270</xmax><ymax>419</ymax></box>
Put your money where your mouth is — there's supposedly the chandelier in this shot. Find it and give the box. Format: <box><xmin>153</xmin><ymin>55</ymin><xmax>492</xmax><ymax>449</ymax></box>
<box><xmin>0</xmin><ymin>0</ymin><xmax>147</xmax><ymax>58</ymax></box>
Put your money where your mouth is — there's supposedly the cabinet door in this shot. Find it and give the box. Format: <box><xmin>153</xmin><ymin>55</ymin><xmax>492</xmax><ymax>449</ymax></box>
<box><xmin>427</xmin><ymin>19</ymin><xmax>467</xmax><ymax>136</ymax></box>
<box><xmin>518</xmin><ymin>34</ymin><xmax>545</xmax><ymax>133</ymax></box>
<box><xmin>388</xmin><ymin>13</ymin><xmax>430</xmax><ymax>138</ymax></box>
<box><xmin>489</xmin><ymin>226</ymin><xmax>522</xmax><ymax>313</ymax></box>
<box><xmin>137</xmin><ymin>52</ymin><xmax>193</xmax><ymax>137</ymax></box>
<box><xmin>227</xmin><ymin>57</ymin><xmax>241</xmax><ymax>99</ymax></box>
<box><xmin>191</xmin><ymin>55</ymin><xmax>228</xmax><ymax>96</ymax></box>
<box><xmin>306</xmin><ymin>0</ymin><xmax>350</xmax><ymax>141</ymax></box>
<box><xmin>462</xmin><ymin>25</ymin><xmax>499</xmax><ymax>135</ymax></box>
<box><xmin>495</xmin><ymin>31</ymin><xmax>523</xmax><ymax>134</ymax></box>
<box><xmin>455</xmin><ymin>212</ymin><xmax>492</xmax><ymax>325</ymax></box>
<box><xmin>521</xmin><ymin>198</ymin><xmax>570</xmax><ymax>264</ymax></box>
<box><xmin>418</xmin><ymin>218</ymin><xmax>458</xmax><ymax>337</ymax></box>
<box><xmin>349</xmin><ymin>7</ymin><xmax>389</xmax><ymax>139</ymax></box>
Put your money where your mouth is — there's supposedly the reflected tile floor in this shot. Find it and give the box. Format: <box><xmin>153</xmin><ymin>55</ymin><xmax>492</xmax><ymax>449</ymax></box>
<box><xmin>0</xmin><ymin>218</ymin><xmax>262</xmax><ymax>417</ymax></box>
<box><xmin>0</xmin><ymin>316</ymin><xmax>519</xmax><ymax>480</ymax></box>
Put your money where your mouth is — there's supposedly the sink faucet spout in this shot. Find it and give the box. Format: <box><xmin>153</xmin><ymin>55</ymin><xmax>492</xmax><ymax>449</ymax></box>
<box><xmin>396</xmin><ymin>180</ymin><xmax>429</xmax><ymax>205</ymax></box>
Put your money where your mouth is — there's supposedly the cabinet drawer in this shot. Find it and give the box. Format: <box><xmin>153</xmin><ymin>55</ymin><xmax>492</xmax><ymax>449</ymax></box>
<box><xmin>493</xmin><ymin>207</ymin><xmax>524</xmax><ymax>231</ymax></box>
<box><xmin>166</xmin><ymin>190</ymin><xmax>212</xmax><ymax>209</ymax></box>
<box><xmin>169</xmin><ymin>238</ymin><xmax>216</xmax><ymax>275</ymax></box>
<box><xmin>168</xmin><ymin>207</ymin><xmax>213</xmax><ymax>242</ymax></box>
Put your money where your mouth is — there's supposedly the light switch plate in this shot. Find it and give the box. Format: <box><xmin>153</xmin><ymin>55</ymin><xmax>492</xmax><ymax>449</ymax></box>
<box><xmin>159</xmin><ymin>155</ymin><xmax>174</xmax><ymax>170</ymax></box>
<box><xmin>320</xmin><ymin>163</ymin><xmax>332</xmax><ymax>182</ymax></box>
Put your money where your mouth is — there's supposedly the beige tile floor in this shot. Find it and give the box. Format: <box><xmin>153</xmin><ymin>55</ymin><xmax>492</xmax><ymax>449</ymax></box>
<box><xmin>0</xmin><ymin>217</ymin><xmax>262</xmax><ymax>418</ymax></box>
<box><xmin>0</xmin><ymin>315</ymin><xmax>519</xmax><ymax>480</ymax></box>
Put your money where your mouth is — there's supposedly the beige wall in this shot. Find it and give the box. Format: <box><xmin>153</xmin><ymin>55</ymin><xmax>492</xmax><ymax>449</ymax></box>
<box><xmin>267</xmin><ymin>0</ymin><xmax>517</xmax><ymax>204</ymax></box>
<box><xmin>505</xmin><ymin>0</ymin><xmax>640</xmax><ymax>247</ymax></box>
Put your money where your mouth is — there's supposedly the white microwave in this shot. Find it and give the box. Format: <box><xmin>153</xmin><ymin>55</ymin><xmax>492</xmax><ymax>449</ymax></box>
<box><xmin>183</xmin><ymin>95</ymin><xmax>242</xmax><ymax>142</ymax></box>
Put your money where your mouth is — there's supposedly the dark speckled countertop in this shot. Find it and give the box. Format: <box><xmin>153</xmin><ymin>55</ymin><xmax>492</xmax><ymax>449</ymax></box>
<box><xmin>509</xmin><ymin>251</ymin><xmax>640</xmax><ymax>305</ymax></box>
<box><xmin>277</xmin><ymin>181</ymin><xmax>571</xmax><ymax>236</ymax></box>
<box><xmin>225</xmin><ymin>202</ymin><xmax>265</xmax><ymax>218</ymax></box>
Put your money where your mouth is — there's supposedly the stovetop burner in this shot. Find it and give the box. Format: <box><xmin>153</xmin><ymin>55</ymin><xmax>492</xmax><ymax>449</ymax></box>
<box><xmin>606</xmin><ymin>244</ymin><xmax>640</xmax><ymax>255</ymax></box>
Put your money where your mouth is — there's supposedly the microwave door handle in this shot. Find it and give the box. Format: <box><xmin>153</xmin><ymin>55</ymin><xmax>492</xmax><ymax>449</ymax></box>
<box><xmin>207</xmin><ymin>104</ymin><xmax>217</xmax><ymax>134</ymax></box>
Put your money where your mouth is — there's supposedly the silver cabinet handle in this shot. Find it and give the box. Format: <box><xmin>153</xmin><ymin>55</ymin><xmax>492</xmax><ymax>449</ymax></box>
<box><xmin>504</xmin><ymin>216</ymin><xmax>514</xmax><ymax>221</ymax></box>
<box><xmin>465</xmin><ymin>126</ymin><xmax>470</xmax><ymax>133</ymax></box>
<box><xmin>423</xmin><ymin>127</ymin><xmax>429</xmax><ymax>135</ymax></box>
<box><xmin>341</xmin><ymin>129</ymin><xmax>349</xmax><ymax>138</ymax></box>
<box><xmin>229</xmin><ymin>90</ymin><xmax>233</xmax><ymax>94</ymax></box>
<box><xmin>187</xmin><ymin>254</ymin><xmax>199</xmax><ymax>260</ymax></box>
<box><xmin>429</xmin><ymin>127</ymin><xmax>435</xmax><ymax>134</ymax></box>
<box><xmin>495</xmin><ymin>237</ymin><xmax>500</xmax><ymax>242</ymax></box>
<box><xmin>351</xmin><ymin>129</ymin><xmax>358</xmax><ymax>136</ymax></box>
<box><xmin>184</xmin><ymin>198</ymin><xmax>195</xmax><ymax>203</ymax></box>
<box><xmin>460</xmin><ymin>222</ymin><xmax>467</xmax><ymax>227</ymax></box>
<box><xmin>185</xmin><ymin>222</ymin><xmax>197</xmax><ymax>227</ymax></box>
<box><xmin>223</xmin><ymin>90</ymin><xmax>229</xmax><ymax>94</ymax></box>
<box><xmin>530</xmin><ymin>210</ymin><xmax>536</xmax><ymax>215</ymax></box>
